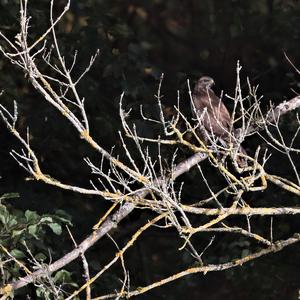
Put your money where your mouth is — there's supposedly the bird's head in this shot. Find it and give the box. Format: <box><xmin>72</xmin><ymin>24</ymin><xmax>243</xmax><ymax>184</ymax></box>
<box><xmin>195</xmin><ymin>76</ymin><xmax>215</xmax><ymax>91</ymax></box>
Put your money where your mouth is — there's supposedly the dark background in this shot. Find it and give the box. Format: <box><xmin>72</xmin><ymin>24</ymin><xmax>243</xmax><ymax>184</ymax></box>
<box><xmin>0</xmin><ymin>0</ymin><xmax>300</xmax><ymax>299</ymax></box>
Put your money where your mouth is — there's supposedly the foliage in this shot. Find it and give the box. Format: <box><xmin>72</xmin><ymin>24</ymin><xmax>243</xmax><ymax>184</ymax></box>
<box><xmin>0</xmin><ymin>193</ymin><xmax>74</xmax><ymax>298</ymax></box>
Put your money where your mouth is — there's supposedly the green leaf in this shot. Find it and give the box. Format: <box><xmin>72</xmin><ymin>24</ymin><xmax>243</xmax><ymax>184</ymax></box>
<box><xmin>12</xmin><ymin>229</ymin><xmax>25</xmax><ymax>238</ymax></box>
<box><xmin>7</xmin><ymin>217</ymin><xmax>18</xmax><ymax>228</ymax></box>
<box><xmin>28</xmin><ymin>224</ymin><xmax>39</xmax><ymax>238</ymax></box>
<box><xmin>25</xmin><ymin>210</ymin><xmax>39</xmax><ymax>222</ymax></box>
<box><xmin>11</xmin><ymin>249</ymin><xmax>25</xmax><ymax>259</ymax></box>
<box><xmin>0</xmin><ymin>204</ymin><xmax>9</xmax><ymax>225</ymax></box>
<box><xmin>48</xmin><ymin>223</ymin><xmax>62</xmax><ymax>235</ymax></box>
<box><xmin>54</xmin><ymin>269</ymin><xmax>72</xmax><ymax>283</ymax></box>
<box><xmin>40</xmin><ymin>216</ymin><xmax>53</xmax><ymax>223</ymax></box>
<box><xmin>36</xmin><ymin>287</ymin><xmax>51</xmax><ymax>298</ymax></box>
<box><xmin>0</xmin><ymin>193</ymin><xmax>20</xmax><ymax>201</ymax></box>
<box><xmin>35</xmin><ymin>252</ymin><xmax>47</xmax><ymax>262</ymax></box>
<box><xmin>54</xmin><ymin>210</ymin><xmax>72</xmax><ymax>225</ymax></box>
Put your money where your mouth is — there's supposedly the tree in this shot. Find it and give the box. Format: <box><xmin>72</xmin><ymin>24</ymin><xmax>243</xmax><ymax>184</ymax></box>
<box><xmin>0</xmin><ymin>1</ymin><xmax>300</xmax><ymax>299</ymax></box>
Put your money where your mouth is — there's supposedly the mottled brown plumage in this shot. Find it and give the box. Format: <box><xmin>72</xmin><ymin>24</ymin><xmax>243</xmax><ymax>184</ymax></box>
<box><xmin>192</xmin><ymin>76</ymin><xmax>231</xmax><ymax>139</ymax></box>
<box><xmin>192</xmin><ymin>76</ymin><xmax>247</xmax><ymax>166</ymax></box>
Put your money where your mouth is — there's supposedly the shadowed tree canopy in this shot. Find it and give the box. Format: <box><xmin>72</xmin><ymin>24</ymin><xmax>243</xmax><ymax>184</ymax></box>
<box><xmin>0</xmin><ymin>1</ymin><xmax>299</xmax><ymax>300</ymax></box>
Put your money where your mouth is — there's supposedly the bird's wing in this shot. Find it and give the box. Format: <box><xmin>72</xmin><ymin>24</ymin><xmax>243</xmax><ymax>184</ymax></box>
<box><xmin>193</xmin><ymin>89</ymin><xmax>231</xmax><ymax>136</ymax></box>
<box><xmin>208</xmin><ymin>90</ymin><xmax>231</xmax><ymax>129</ymax></box>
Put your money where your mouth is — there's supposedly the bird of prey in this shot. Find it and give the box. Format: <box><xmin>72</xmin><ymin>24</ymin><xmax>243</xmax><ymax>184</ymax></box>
<box><xmin>192</xmin><ymin>76</ymin><xmax>247</xmax><ymax>167</ymax></box>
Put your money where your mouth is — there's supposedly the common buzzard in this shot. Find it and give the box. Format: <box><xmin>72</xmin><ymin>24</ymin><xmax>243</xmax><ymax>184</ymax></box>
<box><xmin>192</xmin><ymin>76</ymin><xmax>247</xmax><ymax>166</ymax></box>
